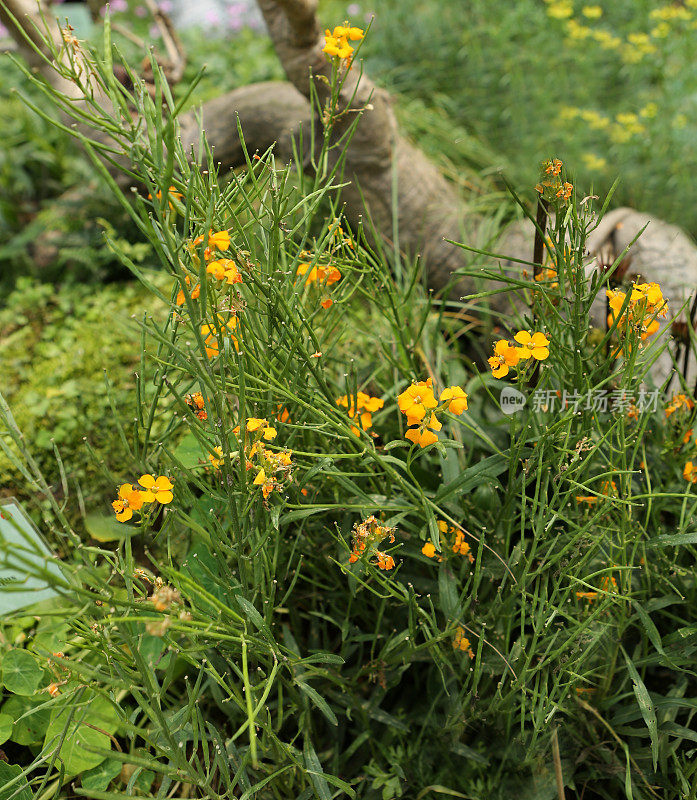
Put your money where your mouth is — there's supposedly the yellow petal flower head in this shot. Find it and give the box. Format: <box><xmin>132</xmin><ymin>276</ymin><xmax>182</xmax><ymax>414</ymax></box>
<box><xmin>440</xmin><ymin>386</ymin><xmax>468</xmax><ymax>415</ymax></box>
<box><xmin>207</xmin><ymin>259</ymin><xmax>242</xmax><ymax>285</ymax></box>
<box><xmin>488</xmin><ymin>339</ymin><xmax>521</xmax><ymax>378</ymax></box>
<box><xmin>112</xmin><ymin>483</ymin><xmax>146</xmax><ymax>522</ymax></box>
<box><xmin>421</xmin><ymin>542</ymin><xmax>436</xmax><ymax>558</ymax></box>
<box><xmin>193</xmin><ymin>230</ymin><xmax>231</xmax><ymax>261</ymax></box>
<box><xmin>138</xmin><ymin>474</ymin><xmax>174</xmax><ymax>504</ymax></box>
<box><xmin>201</xmin><ymin>315</ymin><xmax>239</xmax><ymax>358</ymax></box>
<box><xmin>405</xmin><ymin>413</ymin><xmax>442</xmax><ymax>448</ymax></box>
<box><xmin>397</xmin><ymin>378</ymin><xmax>437</xmax><ymax>424</ymax></box>
<box><xmin>514</xmin><ymin>330</ymin><xmax>550</xmax><ymax>360</ymax></box>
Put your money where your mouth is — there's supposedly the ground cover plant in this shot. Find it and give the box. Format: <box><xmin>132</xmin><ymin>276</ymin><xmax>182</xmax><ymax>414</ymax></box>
<box><xmin>2</xmin><ymin>5</ymin><xmax>697</xmax><ymax>800</ymax></box>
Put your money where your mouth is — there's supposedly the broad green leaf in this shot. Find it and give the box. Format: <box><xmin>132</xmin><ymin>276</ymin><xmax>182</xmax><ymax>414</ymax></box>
<box><xmin>2</xmin><ymin>696</ymin><xmax>50</xmax><ymax>745</ymax></box>
<box><xmin>44</xmin><ymin>691</ymin><xmax>119</xmax><ymax>775</ymax></box>
<box><xmin>1</xmin><ymin>649</ymin><xmax>43</xmax><ymax>696</ymax></box>
<box><xmin>0</xmin><ymin>763</ymin><xmax>32</xmax><ymax>800</ymax></box>
<box><xmin>172</xmin><ymin>431</ymin><xmax>207</xmax><ymax>469</ymax></box>
<box><xmin>84</xmin><ymin>514</ymin><xmax>138</xmax><ymax>542</ymax></box>
<box><xmin>81</xmin><ymin>757</ymin><xmax>122</xmax><ymax>791</ymax></box>
<box><xmin>0</xmin><ymin>713</ymin><xmax>12</xmax><ymax>745</ymax></box>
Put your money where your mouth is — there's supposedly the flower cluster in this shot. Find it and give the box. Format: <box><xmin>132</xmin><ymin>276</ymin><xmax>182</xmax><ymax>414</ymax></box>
<box><xmin>397</xmin><ymin>379</ymin><xmax>468</xmax><ymax>448</ymax></box>
<box><xmin>606</xmin><ymin>282</ymin><xmax>668</xmax><ymax>344</ymax></box>
<box><xmin>336</xmin><ymin>391</ymin><xmax>384</xmax><ymax>436</ymax></box>
<box><xmin>296</xmin><ymin>254</ymin><xmax>342</xmax><ymax>310</ymax></box>
<box><xmin>176</xmin><ymin>229</ymin><xmax>236</xmax><ymax>305</ymax></box>
<box><xmin>348</xmin><ymin>515</ymin><xmax>396</xmax><ymax>570</ymax></box>
<box><xmin>665</xmin><ymin>392</ymin><xmax>694</xmax><ymax>419</ymax></box>
<box><xmin>112</xmin><ymin>474</ymin><xmax>174</xmax><ymax>522</ymax></box>
<box><xmin>234</xmin><ymin>418</ymin><xmax>293</xmax><ymax>500</ymax></box>
<box><xmin>323</xmin><ymin>21</ymin><xmax>364</xmax><ymax>64</ymax></box>
<box><xmin>452</xmin><ymin>626</ymin><xmax>474</xmax><ymax>658</ymax></box>
<box><xmin>421</xmin><ymin>520</ymin><xmax>474</xmax><ymax>563</ymax></box>
<box><xmin>535</xmin><ymin>157</ymin><xmax>573</xmax><ymax>204</ymax></box>
<box><xmin>488</xmin><ymin>330</ymin><xmax>550</xmax><ymax>379</ymax></box>
<box><xmin>185</xmin><ymin>391</ymin><xmax>207</xmax><ymax>421</ymax></box>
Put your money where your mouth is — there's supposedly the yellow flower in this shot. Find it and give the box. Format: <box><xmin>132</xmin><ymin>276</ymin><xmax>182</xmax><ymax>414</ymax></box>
<box><xmin>582</xmin><ymin>5</ymin><xmax>602</xmax><ymax>18</ymax></box>
<box><xmin>453</xmin><ymin>626</ymin><xmax>474</xmax><ymax>658</ymax></box>
<box><xmin>112</xmin><ymin>483</ymin><xmax>146</xmax><ymax>522</ymax></box>
<box><xmin>440</xmin><ymin>386</ymin><xmax>468</xmax><ymax>415</ymax></box>
<box><xmin>666</xmin><ymin>394</ymin><xmax>695</xmax><ymax>418</ymax></box>
<box><xmin>207</xmin><ymin>259</ymin><xmax>242</xmax><ymax>285</ymax></box>
<box><xmin>208</xmin><ymin>446</ymin><xmax>224</xmax><ymax>469</ymax></box>
<box><xmin>193</xmin><ymin>230</ymin><xmax>230</xmax><ymax>261</ymax></box>
<box><xmin>547</xmin><ymin>2</ymin><xmax>573</xmax><ymax>19</ymax></box>
<box><xmin>582</xmin><ymin>152</ymin><xmax>607</xmax><ymax>171</ymax></box>
<box><xmin>397</xmin><ymin>379</ymin><xmax>438</xmax><ymax>425</ymax></box>
<box><xmin>488</xmin><ymin>339</ymin><xmax>521</xmax><ymax>378</ymax></box>
<box><xmin>201</xmin><ymin>315</ymin><xmax>239</xmax><ymax>357</ymax></box>
<box><xmin>337</xmin><ymin>392</ymin><xmax>384</xmax><ymax>435</ymax></box>
<box><xmin>323</xmin><ymin>20</ymin><xmax>364</xmax><ymax>62</ymax></box>
<box><xmin>514</xmin><ymin>331</ymin><xmax>550</xmax><ymax>360</ymax></box>
<box><xmin>556</xmin><ymin>181</ymin><xmax>573</xmax><ymax>201</ymax></box>
<box><xmin>422</xmin><ymin>542</ymin><xmax>436</xmax><ymax>558</ymax></box>
<box><xmin>138</xmin><ymin>474</ymin><xmax>174</xmax><ymax>504</ymax></box>
<box><xmin>405</xmin><ymin>412</ymin><xmax>442</xmax><ymax>448</ymax></box>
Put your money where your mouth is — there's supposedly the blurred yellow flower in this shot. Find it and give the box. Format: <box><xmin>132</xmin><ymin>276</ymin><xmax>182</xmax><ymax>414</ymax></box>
<box><xmin>582</xmin><ymin>153</ymin><xmax>607</xmax><ymax>171</ymax></box>
<box><xmin>582</xmin><ymin>5</ymin><xmax>602</xmax><ymax>18</ymax></box>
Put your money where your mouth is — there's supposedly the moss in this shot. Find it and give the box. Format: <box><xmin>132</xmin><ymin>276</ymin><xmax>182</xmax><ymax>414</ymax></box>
<box><xmin>0</xmin><ymin>276</ymin><xmax>168</xmax><ymax>507</ymax></box>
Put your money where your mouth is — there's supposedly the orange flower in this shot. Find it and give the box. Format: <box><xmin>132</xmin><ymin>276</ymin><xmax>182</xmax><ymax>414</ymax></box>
<box><xmin>514</xmin><ymin>330</ymin><xmax>550</xmax><ymax>360</ymax></box>
<box><xmin>337</xmin><ymin>391</ymin><xmax>384</xmax><ymax>435</ymax></box>
<box><xmin>201</xmin><ymin>315</ymin><xmax>239</xmax><ymax>357</ymax></box>
<box><xmin>349</xmin><ymin>515</ymin><xmax>396</xmax><ymax>569</ymax></box>
<box><xmin>488</xmin><ymin>339</ymin><xmax>521</xmax><ymax>378</ymax></box>
<box><xmin>207</xmin><ymin>258</ymin><xmax>242</xmax><ymax>285</ymax></box>
<box><xmin>176</xmin><ymin>275</ymin><xmax>201</xmax><ymax>305</ymax></box>
<box><xmin>138</xmin><ymin>474</ymin><xmax>174</xmax><ymax>504</ymax></box>
<box><xmin>666</xmin><ymin>393</ymin><xmax>694</xmax><ymax>418</ymax></box>
<box><xmin>398</xmin><ymin>379</ymin><xmax>437</xmax><ymax>424</ymax></box>
<box><xmin>556</xmin><ymin>182</ymin><xmax>573</xmax><ymax>201</ymax></box>
<box><xmin>193</xmin><ymin>230</ymin><xmax>230</xmax><ymax>261</ymax></box>
<box><xmin>453</xmin><ymin>626</ymin><xmax>474</xmax><ymax>658</ymax></box>
<box><xmin>112</xmin><ymin>483</ymin><xmax>147</xmax><ymax>522</ymax></box>
<box><xmin>148</xmin><ymin>185</ymin><xmax>183</xmax><ymax>210</ymax></box>
<box><xmin>545</xmin><ymin>158</ymin><xmax>563</xmax><ymax>176</ymax></box>
<box><xmin>576</xmin><ymin>591</ymin><xmax>599</xmax><ymax>602</ymax></box>
<box><xmin>422</xmin><ymin>542</ymin><xmax>437</xmax><ymax>558</ymax></box>
<box><xmin>684</xmin><ymin>461</ymin><xmax>697</xmax><ymax>483</ymax></box>
<box><xmin>186</xmin><ymin>392</ymin><xmax>207</xmax><ymax>420</ymax></box>
<box><xmin>440</xmin><ymin>386</ymin><xmax>468</xmax><ymax>415</ymax></box>
<box><xmin>405</xmin><ymin>413</ymin><xmax>442</xmax><ymax>448</ymax></box>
